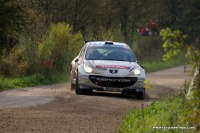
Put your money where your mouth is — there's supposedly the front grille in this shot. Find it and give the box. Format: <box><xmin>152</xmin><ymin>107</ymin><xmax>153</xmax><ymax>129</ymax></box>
<box><xmin>89</xmin><ymin>75</ymin><xmax>137</xmax><ymax>88</ymax></box>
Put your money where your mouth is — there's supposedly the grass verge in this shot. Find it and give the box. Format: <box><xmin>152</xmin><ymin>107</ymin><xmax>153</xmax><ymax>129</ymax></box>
<box><xmin>142</xmin><ymin>52</ymin><xmax>189</xmax><ymax>73</ymax></box>
<box><xmin>118</xmin><ymin>93</ymin><xmax>197</xmax><ymax>133</ymax></box>
<box><xmin>0</xmin><ymin>72</ymin><xmax>69</xmax><ymax>91</ymax></box>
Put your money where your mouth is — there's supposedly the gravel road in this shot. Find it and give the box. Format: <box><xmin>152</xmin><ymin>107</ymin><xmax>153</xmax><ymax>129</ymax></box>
<box><xmin>0</xmin><ymin>65</ymin><xmax>191</xmax><ymax>133</ymax></box>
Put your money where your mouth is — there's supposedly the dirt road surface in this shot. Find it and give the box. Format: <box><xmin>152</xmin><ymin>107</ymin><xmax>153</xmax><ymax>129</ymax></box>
<box><xmin>0</xmin><ymin>65</ymin><xmax>191</xmax><ymax>133</ymax></box>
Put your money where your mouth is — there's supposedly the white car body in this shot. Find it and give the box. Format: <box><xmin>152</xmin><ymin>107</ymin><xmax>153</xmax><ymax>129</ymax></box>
<box><xmin>70</xmin><ymin>41</ymin><xmax>146</xmax><ymax>99</ymax></box>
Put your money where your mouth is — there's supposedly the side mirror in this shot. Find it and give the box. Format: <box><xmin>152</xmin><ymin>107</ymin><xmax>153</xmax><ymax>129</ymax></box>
<box><xmin>140</xmin><ymin>65</ymin><xmax>145</xmax><ymax>69</ymax></box>
<box><xmin>75</xmin><ymin>58</ymin><xmax>79</xmax><ymax>62</ymax></box>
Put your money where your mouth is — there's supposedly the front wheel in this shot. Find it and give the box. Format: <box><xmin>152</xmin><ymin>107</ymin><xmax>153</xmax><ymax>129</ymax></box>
<box><xmin>136</xmin><ymin>91</ymin><xmax>145</xmax><ymax>100</ymax></box>
<box><xmin>71</xmin><ymin>82</ymin><xmax>75</xmax><ymax>91</ymax></box>
<box><xmin>70</xmin><ymin>70</ymin><xmax>75</xmax><ymax>91</ymax></box>
<box><xmin>75</xmin><ymin>73</ymin><xmax>83</xmax><ymax>95</ymax></box>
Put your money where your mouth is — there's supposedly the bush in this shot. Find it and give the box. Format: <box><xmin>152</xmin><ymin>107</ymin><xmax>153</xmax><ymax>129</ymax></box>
<box><xmin>118</xmin><ymin>95</ymin><xmax>197</xmax><ymax>133</ymax></box>
<box><xmin>0</xmin><ymin>23</ymin><xmax>84</xmax><ymax>77</ymax></box>
<box><xmin>84</xmin><ymin>27</ymin><xmax>126</xmax><ymax>44</ymax></box>
<box><xmin>134</xmin><ymin>36</ymin><xmax>164</xmax><ymax>62</ymax></box>
<box><xmin>43</xmin><ymin>22</ymin><xmax>83</xmax><ymax>72</ymax></box>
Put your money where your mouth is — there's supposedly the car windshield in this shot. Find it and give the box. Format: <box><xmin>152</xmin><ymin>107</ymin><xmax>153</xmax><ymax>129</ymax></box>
<box><xmin>85</xmin><ymin>46</ymin><xmax>137</xmax><ymax>62</ymax></box>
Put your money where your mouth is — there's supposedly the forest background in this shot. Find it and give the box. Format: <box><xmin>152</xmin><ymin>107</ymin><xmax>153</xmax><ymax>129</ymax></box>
<box><xmin>1</xmin><ymin>1</ymin><xmax>200</xmax><ymax>132</ymax></box>
<box><xmin>0</xmin><ymin>0</ymin><xmax>200</xmax><ymax>86</ymax></box>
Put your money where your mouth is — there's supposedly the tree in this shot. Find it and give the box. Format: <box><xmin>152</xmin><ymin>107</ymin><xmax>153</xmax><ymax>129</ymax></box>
<box><xmin>0</xmin><ymin>0</ymin><xmax>26</xmax><ymax>57</ymax></box>
<box><xmin>156</xmin><ymin>0</ymin><xmax>200</xmax><ymax>49</ymax></box>
<box><xmin>178</xmin><ymin>0</ymin><xmax>200</xmax><ymax>45</ymax></box>
<box><xmin>111</xmin><ymin>0</ymin><xmax>159</xmax><ymax>44</ymax></box>
<box><xmin>160</xmin><ymin>28</ymin><xmax>188</xmax><ymax>62</ymax></box>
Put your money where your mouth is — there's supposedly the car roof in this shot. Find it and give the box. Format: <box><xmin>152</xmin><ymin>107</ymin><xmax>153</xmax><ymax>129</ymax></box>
<box><xmin>85</xmin><ymin>41</ymin><xmax>129</xmax><ymax>48</ymax></box>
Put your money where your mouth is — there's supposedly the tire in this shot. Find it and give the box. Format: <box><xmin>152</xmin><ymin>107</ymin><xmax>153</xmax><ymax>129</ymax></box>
<box><xmin>71</xmin><ymin>82</ymin><xmax>75</xmax><ymax>91</ymax></box>
<box><xmin>70</xmin><ymin>70</ymin><xmax>75</xmax><ymax>91</ymax></box>
<box><xmin>83</xmin><ymin>89</ymin><xmax>93</xmax><ymax>94</ymax></box>
<box><xmin>136</xmin><ymin>91</ymin><xmax>145</xmax><ymax>100</ymax></box>
<box><xmin>75</xmin><ymin>73</ymin><xmax>83</xmax><ymax>95</ymax></box>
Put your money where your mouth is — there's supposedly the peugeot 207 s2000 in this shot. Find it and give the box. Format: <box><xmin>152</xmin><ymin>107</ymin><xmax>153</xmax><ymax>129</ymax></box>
<box><xmin>70</xmin><ymin>41</ymin><xmax>146</xmax><ymax>99</ymax></box>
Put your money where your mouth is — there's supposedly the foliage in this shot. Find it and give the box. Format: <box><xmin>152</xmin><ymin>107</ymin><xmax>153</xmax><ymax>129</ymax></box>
<box><xmin>142</xmin><ymin>51</ymin><xmax>189</xmax><ymax>73</ymax></box>
<box><xmin>86</xmin><ymin>28</ymin><xmax>125</xmax><ymax>43</ymax></box>
<box><xmin>144</xmin><ymin>80</ymin><xmax>152</xmax><ymax>89</ymax></box>
<box><xmin>156</xmin><ymin>0</ymin><xmax>200</xmax><ymax>47</ymax></box>
<box><xmin>0</xmin><ymin>0</ymin><xmax>27</xmax><ymax>57</ymax></box>
<box><xmin>119</xmin><ymin>27</ymin><xmax>200</xmax><ymax>133</ymax></box>
<box><xmin>0</xmin><ymin>72</ymin><xmax>69</xmax><ymax>91</ymax></box>
<box><xmin>118</xmin><ymin>94</ymin><xmax>197</xmax><ymax>133</ymax></box>
<box><xmin>1</xmin><ymin>0</ymin><xmax>200</xmax><ymax>57</ymax></box>
<box><xmin>177</xmin><ymin>0</ymin><xmax>200</xmax><ymax>40</ymax></box>
<box><xmin>186</xmin><ymin>47</ymin><xmax>200</xmax><ymax>68</ymax></box>
<box><xmin>160</xmin><ymin>28</ymin><xmax>188</xmax><ymax>62</ymax></box>
<box><xmin>0</xmin><ymin>54</ymin><xmax>187</xmax><ymax>91</ymax></box>
<box><xmin>134</xmin><ymin>36</ymin><xmax>164</xmax><ymax>62</ymax></box>
<box><xmin>47</xmin><ymin>22</ymin><xmax>83</xmax><ymax>71</ymax></box>
<box><xmin>156</xmin><ymin>0</ymin><xmax>183</xmax><ymax>28</ymax></box>
<box><xmin>187</xmin><ymin>90</ymin><xmax>200</xmax><ymax>130</ymax></box>
<box><xmin>0</xmin><ymin>73</ymin><xmax>45</xmax><ymax>90</ymax></box>
<box><xmin>183</xmin><ymin>50</ymin><xmax>200</xmax><ymax>131</ymax></box>
<box><xmin>18</xmin><ymin>0</ymin><xmax>161</xmax><ymax>44</ymax></box>
<box><xmin>0</xmin><ymin>23</ymin><xmax>83</xmax><ymax>77</ymax></box>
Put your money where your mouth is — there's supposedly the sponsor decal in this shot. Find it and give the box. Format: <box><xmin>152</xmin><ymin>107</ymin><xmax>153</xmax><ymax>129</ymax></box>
<box><xmin>96</xmin><ymin>78</ymin><xmax>131</xmax><ymax>82</ymax></box>
<box><xmin>96</xmin><ymin>65</ymin><xmax>130</xmax><ymax>69</ymax></box>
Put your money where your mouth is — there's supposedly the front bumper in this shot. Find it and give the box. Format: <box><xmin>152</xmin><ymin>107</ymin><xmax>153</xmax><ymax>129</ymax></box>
<box><xmin>79</xmin><ymin>84</ymin><xmax>145</xmax><ymax>93</ymax></box>
<box><xmin>78</xmin><ymin>74</ymin><xmax>145</xmax><ymax>93</ymax></box>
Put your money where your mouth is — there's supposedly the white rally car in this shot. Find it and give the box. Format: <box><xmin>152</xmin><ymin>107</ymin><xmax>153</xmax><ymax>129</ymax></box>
<box><xmin>70</xmin><ymin>41</ymin><xmax>146</xmax><ymax>99</ymax></box>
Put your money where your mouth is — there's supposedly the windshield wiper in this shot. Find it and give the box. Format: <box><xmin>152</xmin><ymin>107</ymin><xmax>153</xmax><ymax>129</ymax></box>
<box><xmin>86</xmin><ymin>58</ymin><xmax>96</xmax><ymax>60</ymax></box>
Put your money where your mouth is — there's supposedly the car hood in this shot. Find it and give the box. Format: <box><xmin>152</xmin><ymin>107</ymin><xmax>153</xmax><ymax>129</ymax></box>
<box><xmin>84</xmin><ymin>60</ymin><xmax>140</xmax><ymax>77</ymax></box>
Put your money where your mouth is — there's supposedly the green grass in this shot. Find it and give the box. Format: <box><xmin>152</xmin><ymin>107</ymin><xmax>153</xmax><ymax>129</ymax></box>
<box><xmin>118</xmin><ymin>94</ymin><xmax>197</xmax><ymax>133</ymax></box>
<box><xmin>143</xmin><ymin>60</ymin><xmax>185</xmax><ymax>73</ymax></box>
<box><xmin>0</xmin><ymin>72</ymin><xmax>69</xmax><ymax>91</ymax></box>
<box><xmin>141</xmin><ymin>52</ymin><xmax>189</xmax><ymax>73</ymax></box>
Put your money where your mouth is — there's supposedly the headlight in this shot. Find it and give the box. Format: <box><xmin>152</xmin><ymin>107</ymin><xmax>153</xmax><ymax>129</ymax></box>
<box><xmin>84</xmin><ymin>64</ymin><xmax>93</xmax><ymax>73</ymax></box>
<box><xmin>133</xmin><ymin>67</ymin><xmax>141</xmax><ymax>75</ymax></box>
